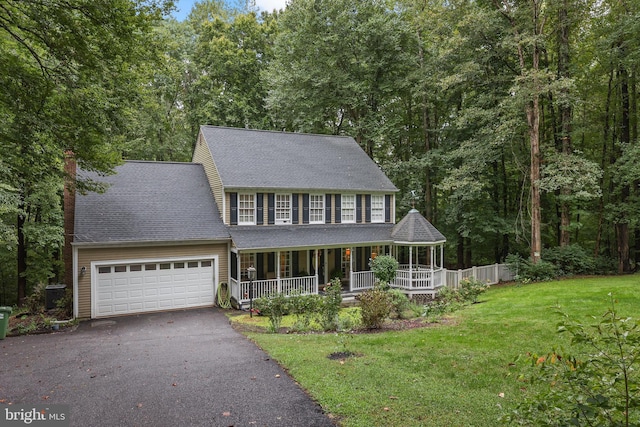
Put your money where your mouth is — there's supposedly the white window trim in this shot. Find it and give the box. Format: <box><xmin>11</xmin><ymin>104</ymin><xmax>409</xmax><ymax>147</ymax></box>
<box><xmin>238</xmin><ymin>193</ymin><xmax>256</xmax><ymax>225</ymax></box>
<box><xmin>309</xmin><ymin>193</ymin><xmax>325</xmax><ymax>224</ymax></box>
<box><xmin>341</xmin><ymin>194</ymin><xmax>356</xmax><ymax>223</ymax></box>
<box><xmin>371</xmin><ymin>194</ymin><xmax>385</xmax><ymax>223</ymax></box>
<box><xmin>275</xmin><ymin>193</ymin><xmax>292</xmax><ymax>225</ymax></box>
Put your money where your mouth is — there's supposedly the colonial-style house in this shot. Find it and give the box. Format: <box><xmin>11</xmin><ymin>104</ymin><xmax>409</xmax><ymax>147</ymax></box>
<box><xmin>70</xmin><ymin>126</ymin><xmax>446</xmax><ymax>319</ymax></box>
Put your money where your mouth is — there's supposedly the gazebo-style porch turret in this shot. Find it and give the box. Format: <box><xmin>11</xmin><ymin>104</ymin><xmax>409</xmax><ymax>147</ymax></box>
<box><xmin>390</xmin><ymin>209</ymin><xmax>447</xmax><ymax>297</ymax></box>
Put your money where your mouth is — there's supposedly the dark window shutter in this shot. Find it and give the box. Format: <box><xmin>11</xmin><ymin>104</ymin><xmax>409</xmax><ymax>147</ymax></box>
<box><xmin>292</xmin><ymin>194</ymin><xmax>299</xmax><ymax>224</ymax></box>
<box><xmin>303</xmin><ymin>194</ymin><xmax>310</xmax><ymax>224</ymax></box>
<box><xmin>365</xmin><ymin>194</ymin><xmax>372</xmax><ymax>223</ymax></box>
<box><xmin>356</xmin><ymin>194</ymin><xmax>363</xmax><ymax>223</ymax></box>
<box><xmin>256</xmin><ymin>254</ymin><xmax>264</xmax><ymax>279</ymax></box>
<box><xmin>356</xmin><ymin>247</ymin><xmax>363</xmax><ymax>272</ymax></box>
<box><xmin>256</xmin><ymin>193</ymin><xmax>264</xmax><ymax>225</ymax></box>
<box><xmin>385</xmin><ymin>195</ymin><xmax>391</xmax><ymax>223</ymax></box>
<box><xmin>335</xmin><ymin>194</ymin><xmax>341</xmax><ymax>223</ymax></box>
<box><xmin>325</xmin><ymin>194</ymin><xmax>332</xmax><ymax>224</ymax></box>
<box><xmin>268</xmin><ymin>193</ymin><xmax>275</xmax><ymax>225</ymax></box>
<box><xmin>335</xmin><ymin>249</ymin><xmax>341</xmax><ymax>273</ymax></box>
<box><xmin>292</xmin><ymin>251</ymin><xmax>299</xmax><ymax>275</ymax></box>
<box><xmin>230</xmin><ymin>192</ymin><xmax>238</xmax><ymax>225</ymax></box>
<box><xmin>268</xmin><ymin>253</ymin><xmax>275</xmax><ymax>273</ymax></box>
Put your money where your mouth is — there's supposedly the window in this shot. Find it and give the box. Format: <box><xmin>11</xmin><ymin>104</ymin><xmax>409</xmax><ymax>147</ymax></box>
<box><xmin>238</xmin><ymin>194</ymin><xmax>255</xmax><ymax>225</ymax></box>
<box><xmin>201</xmin><ymin>260</ymin><xmax>212</xmax><ymax>267</ymax></box>
<box><xmin>341</xmin><ymin>194</ymin><xmax>356</xmax><ymax>223</ymax></box>
<box><xmin>280</xmin><ymin>251</ymin><xmax>291</xmax><ymax>278</ymax></box>
<box><xmin>145</xmin><ymin>264</ymin><xmax>157</xmax><ymax>271</ymax></box>
<box><xmin>240</xmin><ymin>253</ymin><xmax>256</xmax><ymax>280</ymax></box>
<box><xmin>371</xmin><ymin>195</ymin><xmax>384</xmax><ymax>223</ymax></box>
<box><xmin>309</xmin><ymin>194</ymin><xmax>324</xmax><ymax>224</ymax></box>
<box><xmin>187</xmin><ymin>261</ymin><xmax>199</xmax><ymax>268</ymax></box>
<box><xmin>98</xmin><ymin>266</ymin><xmax>111</xmax><ymax>274</ymax></box>
<box><xmin>114</xmin><ymin>266</ymin><xmax>127</xmax><ymax>273</ymax></box>
<box><xmin>159</xmin><ymin>263</ymin><xmax>171</xmax><ymax>270</ymax></box>
<box><xmin>275</xmin><ymin>194</ymin><xmax>291</xmax><ymax>224</ymax></box>
<box><xmin>174</xmin><ymin>263</ymin><xmax>184</xmax><ymax>269</ymax></box>
<box><xmin>130</xmin><ymin>265</ymin><xmax>142</xmax><ymax>272</ymax></box>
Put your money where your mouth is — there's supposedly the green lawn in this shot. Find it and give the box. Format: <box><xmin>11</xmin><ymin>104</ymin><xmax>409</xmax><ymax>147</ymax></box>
<box><xmin>243</xmin><ymin>275</ymin><xmax>640</xmax><ymax>426</ymax></box>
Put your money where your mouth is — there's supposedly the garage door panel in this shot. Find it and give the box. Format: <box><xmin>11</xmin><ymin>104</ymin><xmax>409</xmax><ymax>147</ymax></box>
<box><xmin>94</xmin><ymin>259</ymin><xmax>215</xmax><ymax>318</ymax></box>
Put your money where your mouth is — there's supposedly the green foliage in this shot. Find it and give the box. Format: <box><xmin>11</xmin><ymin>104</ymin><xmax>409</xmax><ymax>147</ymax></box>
<box><xmin>458</xmin><ymin>277</ymin><xmax>490</xmax><ymax>304</ymax></box>
<box><xmin>504</xmin><ymin>296</ymin><xmax>640</xmax><ymax>426</ymax></box>
<box><xmin>506</xmin><ymin>254</ymin><xmax>559</xmax><ymax>283</ymax></box>
<box><xmin>369</xmin><ymin>255</ymin><xmax>399</xmax><ymax>289</ymax></box>
<box><xmin>23</xmin><ymin>282</ymin><xmax>47</xmax><ymax>314</ymax></box>
<box><xmin>543</xmin><ymin>244</ymin><xmax>596</xmax><ymax>276</ymax></box>
<box><xmin>320</xmin><ymin>278</ymin><xmax>343</xmax><ymax>331</ymax></box>
<box><xmin>387</xmin><ymin>288</ymin><xmax>411</xmax><ymax>319</ymax></box>
<box><xmin>289</xmin><ymin>293</ymin><xmax>322</xmax><ymax>332</ymax></box>
<box><xmin>253</xmin><ymin>293</ymin><xmax>289</xmax><ymax>333</ymax></box>
<box><xmin>357</xmin><ymin>288</ymin><xmax>392</xmax><ymax>329</ymax></box>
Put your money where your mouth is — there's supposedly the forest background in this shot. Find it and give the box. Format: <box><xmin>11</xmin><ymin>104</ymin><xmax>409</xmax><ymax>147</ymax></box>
<box><xmin>1</xmin><ymin>0</ymin><xmax>638</xmax><ymax>305</ymax></box>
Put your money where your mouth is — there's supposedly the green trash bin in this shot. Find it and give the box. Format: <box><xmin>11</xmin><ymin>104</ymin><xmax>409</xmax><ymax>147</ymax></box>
<box><xmin>0</xmin><ymin>306</ymin><xmax>12</xmax><ymax>340</ymax></box>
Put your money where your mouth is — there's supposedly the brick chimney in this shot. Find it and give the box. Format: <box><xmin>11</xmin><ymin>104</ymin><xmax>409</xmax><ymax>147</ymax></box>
<box><xmin>63</xmin><ymin>150</ymin><xmax>76</xmax><ymax>289</ymax></box>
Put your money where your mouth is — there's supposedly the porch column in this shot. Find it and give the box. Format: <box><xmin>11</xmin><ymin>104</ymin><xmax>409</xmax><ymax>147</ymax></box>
<box><xmin>276</xmin><ymin>250</ymin><xmax>281</xmax><ymax>293</ymax></box>
<box><xmin>349</xmin><ymin>247</ymin><xmax>354</xmax><ymax>292</ymax></box>
<box><xmin>430</xmin><ymin>246</ymin><xmax>435</xmax><ymax>289</ymax></box>
<box><xmin>409</xmin><ymin>246</ymin><xmax>413</xmax><ymax>289</ymax></box>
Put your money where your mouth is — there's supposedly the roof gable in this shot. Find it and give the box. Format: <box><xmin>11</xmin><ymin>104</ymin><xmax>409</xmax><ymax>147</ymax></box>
<box><xmin>74</xmin><ymin>161</ymin><xmax>229</xmax><ymax>244</ymax></box>
<box><xmin>199</xmin><ymin>126</ymin><xmax>398</xmax><ymax>192</ymax></box>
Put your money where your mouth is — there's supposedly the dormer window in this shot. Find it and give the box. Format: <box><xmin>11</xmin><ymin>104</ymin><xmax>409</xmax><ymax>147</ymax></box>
<box><xmin>275</xmin><ymin>194</ymin><xmax>291</xmax><ymax>224</ymax></box>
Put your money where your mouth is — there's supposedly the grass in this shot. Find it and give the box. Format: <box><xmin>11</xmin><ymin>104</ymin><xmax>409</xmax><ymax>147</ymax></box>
<box><xmin>241</xmin><ymin>275</ymin><xmax>640</xmax><ymax>426</ymax></box>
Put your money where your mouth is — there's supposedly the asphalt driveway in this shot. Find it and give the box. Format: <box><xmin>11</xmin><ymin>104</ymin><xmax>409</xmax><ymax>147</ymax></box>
<box><xmin>0</xmin><ymin>308</ymin><xmax>336</xmax><ymax>426</ymax></box>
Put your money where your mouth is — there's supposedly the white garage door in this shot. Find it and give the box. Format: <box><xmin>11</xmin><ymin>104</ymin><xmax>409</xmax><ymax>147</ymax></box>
<box><xmin>93</xmin><ymin>259</ymin><xmax>215</xmax><ymax>318</ymax></box>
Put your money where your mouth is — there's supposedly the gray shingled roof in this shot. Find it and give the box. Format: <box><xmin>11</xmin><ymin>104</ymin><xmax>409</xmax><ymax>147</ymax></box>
<box><xmin>229</xmin><ymin>223</ymin><xmax>394</xmax><ymax>251</ymax></box>
<box><xmin>199</xmin><ymin>126</ymin><xmax>398</xmax><ymax>192</ymax></box>
<box><xmin>74</xmin><ymin>161</ymin><xmax>229</xmax><ymax>244</ymax></box>
<box><xmin>391</xmin><ymin>209</ymin><xmax>446</xmax><ymax>244</ymax></box>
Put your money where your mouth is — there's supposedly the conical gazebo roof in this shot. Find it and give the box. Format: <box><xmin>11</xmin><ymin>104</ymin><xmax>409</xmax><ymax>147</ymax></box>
<box><xmin>391</xmin><ymin>209</ymin><xmax>446</xmax><ymax>244</ymax></box>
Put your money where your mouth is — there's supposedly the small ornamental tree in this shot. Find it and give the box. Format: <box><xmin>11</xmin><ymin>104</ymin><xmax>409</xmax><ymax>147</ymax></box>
<box><xmin>504</xmin><ymin>295</ymin><xmax>640</xmax><ymax>426</ymax></box>
<box><xmin>369</xmin><ymin>255</ymin><xmax>399</xmax><ymax>289</ymax></box>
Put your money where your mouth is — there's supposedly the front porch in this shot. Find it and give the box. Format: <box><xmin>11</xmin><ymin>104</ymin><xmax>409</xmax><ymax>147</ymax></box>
<box><xmin>230</xmin><ymin>262</ymin><xmax>446</xmax><ymax>308</ymax></box>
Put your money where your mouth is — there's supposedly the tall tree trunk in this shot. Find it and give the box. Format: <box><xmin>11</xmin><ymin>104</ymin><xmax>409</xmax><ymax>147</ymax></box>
<box><xmin>558</xmin><ymin>0</ymin><xmax>572</xmax><ymax>247</ymax></box>
<box><xmin>617</xmin><ymin>66</ymin><xmax>631</xmax><ymax>273</ymax></box>
<box><xmin>498</xmin><ymin>0</ymin><xmax>545</xmax><ymax>264</ymax></box>
<box><xmin>17</xmin><ymin>198</ymin><xmax>27</xmax><ymax>305</ymax></box>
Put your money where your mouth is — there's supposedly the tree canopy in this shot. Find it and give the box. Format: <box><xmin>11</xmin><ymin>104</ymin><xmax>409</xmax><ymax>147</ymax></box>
<box><xmin>2</xmin><ymin>0</ymin><xmax>640</xmax><ymax>304</ymax></box>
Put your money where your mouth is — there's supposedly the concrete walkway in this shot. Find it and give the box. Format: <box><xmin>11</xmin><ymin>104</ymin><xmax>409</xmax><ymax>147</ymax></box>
<box><xmin>0</xmin><ymin>308</ymin><xmax>336</xmax><ymax>426</ymax></box>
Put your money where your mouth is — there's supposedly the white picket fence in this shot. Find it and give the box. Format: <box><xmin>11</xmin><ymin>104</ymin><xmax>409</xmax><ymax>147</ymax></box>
<box><xmin>445</xmin><ymin>263</ymin><xmax>515</xmax><ymax>289</ymax></box>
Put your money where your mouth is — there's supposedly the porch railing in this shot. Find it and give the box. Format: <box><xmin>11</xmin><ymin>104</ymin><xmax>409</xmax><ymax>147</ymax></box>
<box><xmin>229</xmin><ymin>264</ymin><xmax>515</xmax><ymax>306</ymax></box>
<box><xmin>231</xmin><ymin>275</ymin><xmax>318</xmax><ymax>305</ymax></box>
<box><xmin>350</xmin><ymin>271</ymin><xmax>376</xmax><ymax>291</ymax></box>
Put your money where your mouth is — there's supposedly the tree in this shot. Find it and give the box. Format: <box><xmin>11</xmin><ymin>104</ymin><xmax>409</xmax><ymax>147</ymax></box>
<box><xmin>265</xmin><ymin>0</ymin><xmax>412</xmax><ymax>160</ymax></box>
<box><xmin>0</xmin><ymin>0</ymin><xmax>171</xmax><ymax>304</ymax></box>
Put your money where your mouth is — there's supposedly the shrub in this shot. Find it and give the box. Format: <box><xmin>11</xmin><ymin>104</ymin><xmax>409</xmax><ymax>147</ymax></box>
<box><xmin>458</xmin><ymin>277</ymin><xmax>489</xmax><ymax>303</ymax></box>
<box><xmin>387</xmin><ymin>288</ymin><xmax>411</xmax><ymax>319</ymax></box>
<box><xmin>253</xmin><ymin>293</ymin><xmax>289</xmax><ymax>333</ymax></box>
<box><xmin>24</xmin><ymin>282</ymin><xmax>47</xmax><ymax>314</ymax></box>
<box><xmin>369</xmin><ymin>255</ymin><xmax>399</xmax><ymax>289</ymax></box>
<box><xmin>357</xmin><ymin>288</ymin><xmax>392</xmax><ymax>329</ymax></box>
<box><xmin>542</xmin><ymin>244</ymin><xmax>595</xmax><ymax>276</ymax></box>
<box><xmin>337</xmin><ymin>307</ymin><xmax>361</xmax><ymax>331</ymax></box>
<box><xmin>504</xmin><ymin>296</ymin><xmax>640</xmax><ymax>426</ymax></box>
<box><xmin>506</xmin><ymin>254</ymin><xmax>559</xmax><ymax>283</ymax></box>
<box><xmin>289</xmin><ymin>293</ymin><xmax>322</xmax><ymax>332</ymax></box>
<box><xmin>320</xmin><ymin>278</ymin><xmax>343</xmax><ymax>331</ymax></box>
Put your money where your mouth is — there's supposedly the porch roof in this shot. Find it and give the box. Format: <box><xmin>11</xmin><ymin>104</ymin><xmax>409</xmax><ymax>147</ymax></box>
<box><xmin>391</xmin><ymin>209</ymin><xmax>446</xmax><ymax>244</ymax></box>
<box><xmin>229</xmin><ymin>223</ymin><xmax>394</xmax><ymax>251</ymax></box>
